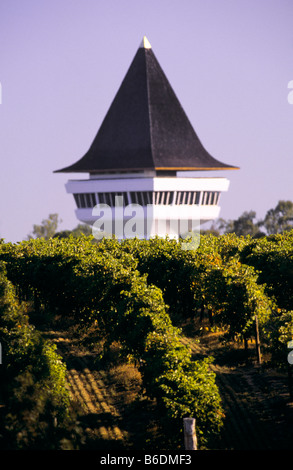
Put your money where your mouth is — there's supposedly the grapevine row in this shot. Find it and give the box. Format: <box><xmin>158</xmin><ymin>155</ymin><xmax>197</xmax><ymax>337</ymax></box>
<box><xmin>1</xmin><ymin>230</ymin><xmax>293</xmax><ymax>448</ymax></box>
<box><xmin>0</xmin><ymin>236</ymin><xmax>223</xmax><ymax>447</ymax></box>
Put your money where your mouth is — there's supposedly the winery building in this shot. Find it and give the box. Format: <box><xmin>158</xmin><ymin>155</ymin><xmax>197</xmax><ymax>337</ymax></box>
<box><xmin>54</xmin><ymin>36</ymin><xmax>239</xmax><ymax>239</ymax></box>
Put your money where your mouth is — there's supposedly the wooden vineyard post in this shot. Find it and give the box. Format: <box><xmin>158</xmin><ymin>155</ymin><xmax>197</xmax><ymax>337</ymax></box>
<box><xmin>183</xmin><ymin>417</ymin><xmax>197</xmax><ymax>450</ymax></box>
<box><xmin>254</xmin><ymin>315</ymin><xmax>262</xmax><ymax>365</ymax></box>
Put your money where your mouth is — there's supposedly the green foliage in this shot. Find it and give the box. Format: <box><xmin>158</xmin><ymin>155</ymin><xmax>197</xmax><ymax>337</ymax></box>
<box><xmin>158</xmin><ymin>357</ymin><xmax>223</xmax><ymax>441</ymax></box>
<box><xmin>241</xmin><ymin>230</ymin><xmax>293</xmax><ymax>311</ymax></box>
<box><xmin>261</xmin><ymin>308</ymin><xmax>293</xmax><ymax>368</ymax></box>
<box><xmin>28</xmin><ymin>213</ymin><xmax>62</xmax><ymax>240</ymax></box>
<box><xmin>2</xmin><ymin>230</ymin><xmax>293</xmax><ymax>447</ymax></box>
<box><xmin>54</xmin><ymin>223</ymin><xmax>92</xmax><ymax>239</ymax></box>
<box><xmin>216</xmin><ymin>200</ymin><xmax>293</xmax><ymax>236</ymax></box>
<box><xmin>116</xmin><ymin>233</ymin><xmax>292</xmax><ymax>357</ymax></box>
<box><xmin>0</xmin><ymin>237</ymin><xmax>224</xmax><ymax>447</ymax></box>
<box><xmin>218</xmin><ymin>210</ymin><xmax>263</xmax><ymax>237</ymax></box>
<box><xmin>0</xmin><ymin>262</ymin><xmax>72</xmax><ymax>449</ymax></box>
<box><xmin>117</xmin><ymin>236</ymin><xmax>199</xmax><ymax>324</ymax></box>
<box><xmin>259</xmin><ymin>200</ymin><xmax>293</xmax><ymax>235</ymax></box>
<box><xmin>94</xmin><ymin>234</ymin><xmax>292</xmax><ymax>358</ymax></box>
<box><xmin>114</xmin><ymin>234</ymin><xmax>270</xmax><ymax>344</ymax></box>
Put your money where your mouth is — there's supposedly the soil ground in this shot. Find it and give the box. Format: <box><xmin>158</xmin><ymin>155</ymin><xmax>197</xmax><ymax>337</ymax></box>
<box><xmin>182</xmin><ymin>332</ymin><xmax>293</xmax><ymax>450</ymax></box>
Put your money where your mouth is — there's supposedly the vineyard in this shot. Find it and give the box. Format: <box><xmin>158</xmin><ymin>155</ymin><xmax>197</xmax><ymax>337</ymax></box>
<box><xmin>0</xmin><ymin>232</ymin><xmax>293</xmax><ymax>449</ymax></box>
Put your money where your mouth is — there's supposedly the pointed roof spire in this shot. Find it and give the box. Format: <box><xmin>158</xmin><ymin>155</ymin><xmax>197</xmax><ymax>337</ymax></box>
<box><xmin>140</xmin><ymin>35</ymin><xmax>152</xmax><ymax>49</ymax></box>
<box><xmin>55</xmin><ymin>39</ymin><xmax>239</xmax><ymax>174</ymax></box>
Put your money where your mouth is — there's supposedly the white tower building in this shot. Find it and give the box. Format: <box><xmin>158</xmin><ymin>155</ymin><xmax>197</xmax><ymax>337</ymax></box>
<box><xmin>55</xmin><ymin>37</ymin><xmax>239</xmax><ymax>239</ymax></box>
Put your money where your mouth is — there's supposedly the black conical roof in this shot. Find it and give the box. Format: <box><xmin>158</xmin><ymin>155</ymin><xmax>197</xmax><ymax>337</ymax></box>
<box><xmin>55</xmin><ymin>38</ymin><xmax>239</xmax><ymax>173</ymax></box>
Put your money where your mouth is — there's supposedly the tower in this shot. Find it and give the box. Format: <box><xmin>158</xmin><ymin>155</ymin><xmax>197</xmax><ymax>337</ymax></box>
<box><xmin>54</xmin><ymin>37</ymin><xmax>239</xmax><ymax>239</ymax></box>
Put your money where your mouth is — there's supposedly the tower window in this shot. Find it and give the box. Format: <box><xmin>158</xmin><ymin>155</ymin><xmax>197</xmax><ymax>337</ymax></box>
<box><xmin>97</xmin><ymin>192</ymin><xmax>129</xmax><ymax>207</ymax></box>
<box><xmin>73</xmin><ymin>193</ymin><xmax>97</xmax><ymax>208</ymax></box>
<box><xmin>74</xmin><ymin>190</ymin><xmax>216</xmax><ymax>209</ymax></box>
<box><xmin>80</xmin><ymin>194</ymin><xmax>86</xmax><ymax>208</ymax></box>
<box><xmin>200</xmin><ymin>191</ymin><xmax>220</xmax><ymax>205</ymax></box>
<box><xmin>192</xmin><ymin>192</ymin><xmax>200</xmax><ymax>204</ymax></box>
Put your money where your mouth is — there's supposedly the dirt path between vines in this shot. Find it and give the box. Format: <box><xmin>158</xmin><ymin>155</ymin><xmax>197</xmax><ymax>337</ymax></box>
<box><xmin>182</xmin><ymin>336</ymin><xmax>293</xmax><ymax>450</ymax></box>
<box><xmin>44</xmin><ymin>330</ymin><xmax>158</xmax><ymax>450</ymax></box>
<box><xmin>45</xmin><ymin>329</ymin><xmax>293</xmax><ymax>450</ymax></box>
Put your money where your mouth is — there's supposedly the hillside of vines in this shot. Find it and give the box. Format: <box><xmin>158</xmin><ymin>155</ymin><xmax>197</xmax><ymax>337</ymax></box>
<box><xmin>0</xmin><ymin>231</ymin><xmax>293</xmax><ymax>449</ymax></box>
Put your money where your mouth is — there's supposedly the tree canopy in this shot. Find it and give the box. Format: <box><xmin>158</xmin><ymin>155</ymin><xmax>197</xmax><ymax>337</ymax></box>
<box><xmin>28</xmin><ymin>214</ymin><xmax>91</xmax><ymax>240</ymax></box>
<box><xmin>211</xmin><ymin>200</ymin><xmax>293</xmax><ymax>237</ymax></box>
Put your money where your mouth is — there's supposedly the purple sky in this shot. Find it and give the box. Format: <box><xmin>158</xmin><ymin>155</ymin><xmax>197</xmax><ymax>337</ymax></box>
<box><xmin>1</xmin><ymin>0</ymin><xmax>293</xmax><ymax>242</ymax></box>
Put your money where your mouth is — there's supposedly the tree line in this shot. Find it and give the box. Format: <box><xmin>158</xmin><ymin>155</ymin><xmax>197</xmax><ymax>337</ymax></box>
<box><xmin>27</xmin><ymin>200</ymin><xmax>293</xmax><ymax>241</ymax></box>
<box><xmin>206</xmin><ymin>200</ymin><xmax>293</xmax><ymax>237</ymax></box>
